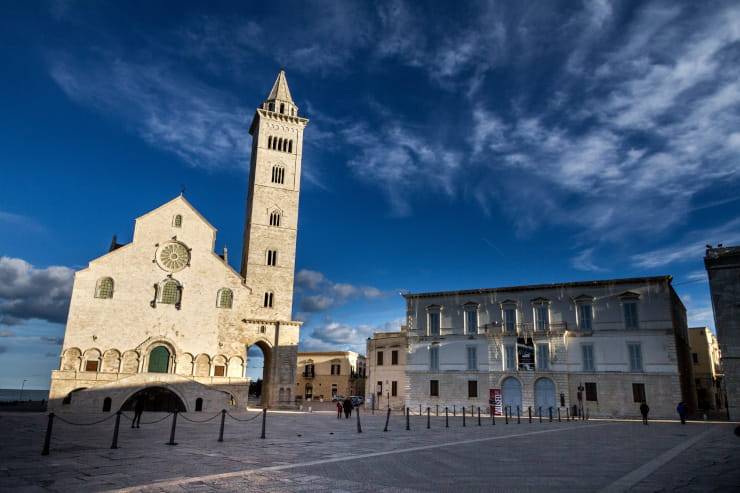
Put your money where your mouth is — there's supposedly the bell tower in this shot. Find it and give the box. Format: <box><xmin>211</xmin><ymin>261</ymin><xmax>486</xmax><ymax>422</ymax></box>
<box><xmin>241</xmin><ymin>70</ymin><xmax>308</xmax><ymax>322</ymax></box>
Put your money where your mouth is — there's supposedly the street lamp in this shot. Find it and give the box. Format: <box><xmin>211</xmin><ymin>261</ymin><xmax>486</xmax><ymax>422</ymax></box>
<box><xmin>19</xmin><ymin>379</ymin><xmax>27</xmax><ymax>401</ymax></box>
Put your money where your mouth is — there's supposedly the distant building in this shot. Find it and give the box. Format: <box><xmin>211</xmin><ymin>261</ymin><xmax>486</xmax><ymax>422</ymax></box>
<box><xmin>366</xmin><ymin>331</ymin><xmax>408</xmax><ymax>411</ymax></box>
<box><xmin>368</xmin><ymin>276</ymin><xmax>696</xmax><ymax>418</ymax></box>
<box><xmin>705</xmin><ymin>245</ymin><xmax>740</xmax><ymax>420</ymax></box>
<box><xmin>295</xmin><ymin>351</ymin><xmax>366</xmax><ymax>403</ymax></box>
<box><xmin>688</xmin><ymin>327</ymin><xmax>725</xmax><ymax>413</ymax></box>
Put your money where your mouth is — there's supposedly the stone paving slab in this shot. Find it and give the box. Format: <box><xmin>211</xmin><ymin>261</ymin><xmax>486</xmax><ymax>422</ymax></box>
<box><xmin>0</xmin><ymin>411</ymin><xmax>737</xmax><ymax>492</ymax></box>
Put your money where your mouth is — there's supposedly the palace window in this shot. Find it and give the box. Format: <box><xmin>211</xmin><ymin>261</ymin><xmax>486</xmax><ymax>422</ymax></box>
<box><xmin>173</xmin><ymin>215</ymin><xmax>182</xmax><ymax>228</ymax></box>
<box><xmin>623</xmin><ymin>302</ymin><xmax>639</xmax><ymax>330</ymax></box>
<box><xmin>504</xmin><ymin>344</ymin><xmax>517</xmax><ymax>371</ymax></box>
<box><xmin>577</xmin><ymin>301</ymin><xmax>593</xmax><ymax>331</ymax></box>
<box><xmin>582</xmin><ymin>344</ymin><xmax>595</xmax><ymax>371</ymax></box>
<box><xmin>466</xmin><ymin>346</ymin><xmax>477</xmax><ymax>371</ymax></box>
<box><xmin>267</xmin><ymin>250</ymin><xmax>278</xmax><ymax>266</ymax></box>
<box><xmin>377</xmin><ymin>351</ymin><xmax>383</xmax><ymax>365</ymax></box>
<box><xmin>430</xmin><ymin>379</ymin><xmax>439</xmax><ymax>397</ymax></box>
<box><xmin>217</xmin><ymin>288</ymin><xmax>233</xmax><ymax>309</ymax></box>
<box><xmin>503</xmin><ymin>307</ymin><xmax>517</xmax><ymax>334</ymax></box>
<box><xmin>632</xmin><ymin>383</ymin><xmax>646</xmax><ymax>403</ymax></box>
<box><xmin>391</xmin><ymin>350</ymin><xmax>398</xmax><ymax>365</ymax></box>
<box><xmin>427</xmin><ymin>309</ymin><xmax>441</xmax><ymax>336</ymax></box>
<box><xmin>95</xmin><ymin>277</ymin><xmax>114</xmax><ymax>299</ymax></box>
<box><xmin>465</xmin><ymin>305</ymin><xmax>478</xmax><ymax>335</ymax></box>
<box><xmin>391</xmin><ymin>381</ymin><xmax>398</xmax><ymax>397</ymax></box>
<box><xmin>468</xmin><ymin>380</ymin><xmax>478</xmax><ymax>398</ymax></box>
<box><xmin>430</xmin><ymin>344</ymin><xmax>440</xmax><ymax>371</ymax></box>
<box><xmin>585</xmin><ymin>382</ymin><xmax>598</xmax><ymax>401</ymax></box>
<box><xmin>272</xmin><ymin>165</ymin><xmax>285</xmax><ymax>184</ymax></box>
<box><xmin>628</xmin><ymin>343</ymin><xmax>643</xmax><ymax>371</ymax></box>
<box><xmin>536</xmin><ymin>343</ymin><xmax>550</xmax><ymax>370</ymax></box>
<box><xmin>269</xmin><ymin>210</ymin><xmax>281</xmax><ymax>227</ymax></box>
<box><xmin>534</xmin><ymin>303</ymin><xmax>550</xmax><ymax>332</ymax></box>
<box><xmin>263</xmin><ymin>291</ymin><xmax>274</xmax><ymax>308</ymax></box>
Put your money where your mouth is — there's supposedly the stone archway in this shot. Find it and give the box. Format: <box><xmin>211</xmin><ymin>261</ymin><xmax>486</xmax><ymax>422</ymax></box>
<box><xmin>122</xmin><ymin>386</ymin><xmax>186</xmax><ymax>412</ymax></box>
<box><xmin>246</xmin><ymin>339</ymin><xmax>273</xmax><ymax>408</ymax></box>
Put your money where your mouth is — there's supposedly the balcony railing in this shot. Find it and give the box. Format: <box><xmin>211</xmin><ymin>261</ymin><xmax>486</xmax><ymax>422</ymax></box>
<box><xmin>302</xmin><ymin>371</ymin><xmax>315</xmax><ymax>378</ymax></box>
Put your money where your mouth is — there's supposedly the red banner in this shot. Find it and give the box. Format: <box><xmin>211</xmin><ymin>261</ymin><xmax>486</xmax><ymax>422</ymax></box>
<box><xmin>489</xmin><ymin>388</ymin><xmax>502</xmax><ymax>416</ymax></box>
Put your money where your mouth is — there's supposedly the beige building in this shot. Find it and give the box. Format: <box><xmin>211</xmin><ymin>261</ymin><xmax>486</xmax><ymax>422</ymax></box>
<box><xmin>367</xmin><ymin>276</ymin><xmax>697</xmax><ymax>419</ymax></box>
<box><xmin>49</xmin><ymin>70</ymin><xmax>308</xmax><ymax>413</ymax></box>
<box><xmin>295</xmin><ymin>351</ymin><xmax>366</xmax><ymax>403</ymax></box>
<box><xmin>689</xmin><ymin>326</ymin><xmax>725</xmax><ymax>413</ymax></box>
<box><xmin>365</xmin><ymin>331</ymin><xmax>408</xmax><ymax>410</ymax></box>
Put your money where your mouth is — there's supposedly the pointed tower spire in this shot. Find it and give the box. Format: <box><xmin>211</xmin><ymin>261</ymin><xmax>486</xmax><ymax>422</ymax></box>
<box><xmin>261</xmin><ymin>69</ymin><xmax>298</xmax><ymax>117</ymax></box>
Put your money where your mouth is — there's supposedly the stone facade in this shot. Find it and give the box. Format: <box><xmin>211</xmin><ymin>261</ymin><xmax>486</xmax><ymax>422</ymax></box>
<box><xmin>365</xmin><ymin>332</ymin><xmax>408</xmax><ymax>411</ymax></box>
<box><xmin>295</xmin><ymin>351</ymin><xmax>366</xmax><ymax>404</ymax></box>
<box><xmin>49</xmin><ymin>71</ymin><xmax>307</xmax><ymax>413</ymax></box>
<box><xmin>704</xmin><ymin>245</ymin><xmax>740</xmax><ymax>420</ymax></box>
<box><xmin>383</xmin><ymin>276</ymin><xmax>695</xmax><ymax>419</ymax></box>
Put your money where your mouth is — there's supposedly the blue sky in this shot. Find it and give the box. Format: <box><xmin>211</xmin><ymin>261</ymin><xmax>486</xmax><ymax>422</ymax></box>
<box><xmin>1</xmin><ymin>0</ymin><xmax>739</xmax><ymax>388</ymax></box>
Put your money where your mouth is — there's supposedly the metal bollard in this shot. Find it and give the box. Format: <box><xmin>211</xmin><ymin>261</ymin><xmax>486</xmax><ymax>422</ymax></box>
<box><xmin>41</xmin><ymin>412</ymin><xmax>55</xmax><ymax>456</ymax></box>
<box><xmin>260</xmin><ymin>408</ymin><xmax>267</xmax><ymax>439</ymax></box>
<box><xmin>557</xmin><ymin>407</ymin><xmax>561</xmax><ymax>422</ymax></box>
<box><xmin>453</xmin><ymin>405</ymin><xmax>456</xmax><ymax>417</ymax></box>
<box><xmin>549</xmin><ymin>407</ymin><xmax>553</xmax><ymax>422</ymax></box>
<box><xmin>566</xmin><ymin>407</ymin><xmax>570</xmax><ymax>421</ymax></box>
<box><xmin>218</xmin><ymin>409</ymin><xmax>226</xmax><ymax>442</ymax></box>
<box><xmin>462</xmin><ymin>407</ymin><xmax>466</xmax><ymax>427</ymax></box>
<box><xmin>406</xmin><ymin>407</ymin><xmax>410</xmax><ymax>431</ymax></box>
<box><xmin>492</xmin><ymin>408</ymin><xmax>496</xmax><ymax>425</ymax></box>
<box><xmin>478</xmin><ymin>407</ymin><xmax>481</xmax><ymax>426</ymax></box>
<box><xmin>505</xmin><ymin>407</ymin><xmax>509</xmax><ymax>425</ymax></box>
<box><xmin>383</xmin><ymin>407</ymin><xmax>391</xmax><ymax>432</ymax></box>
<box><xmin>166</xmin><ymin>411</ymin><xmax>178</xmax><ymax>446</ymax></box>
<box><xmin>356</xmin><ymin>405</ymin><xmax>362</xmax><ymax>434</ymax></box>
<box><xmin>111</xmin><ymin>410</ymin><xmax>121</xmax><ymax>449</ymax></box>
<box><xmin>539</xmin><ymin>406</ymin><xmax>542</xmax><ymax>423</ymax></box>
<box><xmin>586</xmin><ymin>409</ymin><xmax>589</xmax><ymax>421</ymax></box>
<box><xmin>445</xmin><ymin>407</ymin><xmax>449</xmax><ymax>428</ymax></box>
<box><xmin>528</xmin><ymin>406</ymin><xmax>532</xmax><ymax>423</ymax></box>
<box><xmin>436</xmin><ymin>404</ymin><xmax>439</xmax><ymax>416</ymax></box>
<box><xmin>427</xmin><ymin>407</ymin><xmax>430</xmax><ymax>429</ymax></box>
<box><xmin>517</xmin><ymin>406</ymin><xmax>521</xmax><ymax>424</ymax></box>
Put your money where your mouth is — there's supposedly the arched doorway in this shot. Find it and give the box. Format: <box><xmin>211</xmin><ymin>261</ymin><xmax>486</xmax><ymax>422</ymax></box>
<box><xmin>534</xmin><ymin>378</ymin><xmax>556</xmax><ymax>410</ymax></box>
<box><xmin>148</xmin><ymin>346</ymin><xmax>170</xmax><ymax>373</ymax></box>
<box><xmin>502</xmin><ymin>377</ymin><xmax>522</xmax><ymax>411</ymax></box>
<box><xmin>122</xmin><ymin>386</ymin><xmax>186</xmax><ymax>412</ymax></box>
<box><xmin>245</xmin><ymin>340</ymin><xmax>272</xmax><ymax>407</ymax></box>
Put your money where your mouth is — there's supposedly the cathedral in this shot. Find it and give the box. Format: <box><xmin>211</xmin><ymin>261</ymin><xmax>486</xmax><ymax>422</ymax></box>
<box><xmin>48</xmin><ymin>70</ymin><xmax>307</xmax><ymax>412</ymax></box>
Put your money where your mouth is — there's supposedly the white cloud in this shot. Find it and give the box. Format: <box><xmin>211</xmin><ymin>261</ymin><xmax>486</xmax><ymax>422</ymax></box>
<box><xmin>0</xmin><ymin>257</ymin><xmax>74</xmax><ymax>326</ymax></box>
<box><xmin>295</xmin><ymin>269</ymin><xmax>385</xmax><ymax>313</ymax></box>
<box><xmin>571</xmin><ymin>248</ymin><xmax>608</xmax><ymax>273</ymax></box>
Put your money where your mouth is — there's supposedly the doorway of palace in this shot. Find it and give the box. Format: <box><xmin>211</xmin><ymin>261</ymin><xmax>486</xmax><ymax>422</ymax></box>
<box><xmin>502</xmin><ymin>377</ymin><xmax>522</xmax><ymax>411</ymax></box>
<box><xmin>534</xmin><ymin>378</ymin><xmax>556</xmax><ymax>410</ymax></box>
<box><xmin>122</xmin><ymin>386</ymin><xmax>186</xmax><ymax>412</ymax></box>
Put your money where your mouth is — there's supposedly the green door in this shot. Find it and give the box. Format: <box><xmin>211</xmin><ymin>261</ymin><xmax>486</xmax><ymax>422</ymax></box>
<box><xmin>148</xmin><ymin>346</ymin><xmax>170</xmax><ymax>373</ymax></box>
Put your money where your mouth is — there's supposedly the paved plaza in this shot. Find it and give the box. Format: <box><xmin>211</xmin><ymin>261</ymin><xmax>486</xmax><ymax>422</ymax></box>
<box><xmin>0</xmin><ymin>409</ymin><xmax>738</xmax><ymax>492</ymax></box>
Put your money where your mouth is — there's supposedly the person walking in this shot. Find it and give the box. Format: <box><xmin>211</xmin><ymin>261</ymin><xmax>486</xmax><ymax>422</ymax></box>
<box><xmin>131</xmin><ymin>397</ymin><xmax>145</xmax><ymax>428</ymax></box>
<box><xmin>342</xmin><ymin>397</ymin><xmax>352</xmax><ymax>419</ymax></box>
<box><xmin>336</xmin><ymin>400</ymin><xmax>343</xmax><ymax>419</ymax></box>
<box><xmin>677</xmin><ymin>401</ymin><xmax>688</xmax><ymax>424</ymax></box>
<box><xmin>639</xmin><ymin>401</ymin><xmax>649</xmax><ymax>425</ymax></box>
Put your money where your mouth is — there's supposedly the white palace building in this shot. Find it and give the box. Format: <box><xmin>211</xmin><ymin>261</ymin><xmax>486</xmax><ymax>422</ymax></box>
<box><xmin>367</xmin><ymin>276</ymin><xmax>697</xmax><ymax>419</ymax></box>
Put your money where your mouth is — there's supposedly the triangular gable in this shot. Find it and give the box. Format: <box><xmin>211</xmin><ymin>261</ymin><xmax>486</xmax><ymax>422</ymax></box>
<box><xmin>573</xmin><ymin>294</ymin><xmax>594</xmax><ymax>302</ymax></box>
<box><xmin>135</xmin><ymin>195</ymin><xmax>217</xmax><ymax>232</ymax></box>
<box><xmin>617</xmin><ymin>290</ymin><xmax>640</xmax><ymax>299</ymax></box>
<box><xmin>530</xmin><ymin>297</ymin><xmax>550</xmax><ymax>304</ymax></box>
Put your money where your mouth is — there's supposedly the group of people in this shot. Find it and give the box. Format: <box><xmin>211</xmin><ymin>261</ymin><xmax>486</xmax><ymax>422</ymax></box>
<box><xmin>638</xmin><ymin>401</ymin><xmax>689</xmax><ymax>425</ymax></box>
<box><xmin>336</xmin><ymin>397</ymin><xmax>354</xmax><ymax>419</ymax></box>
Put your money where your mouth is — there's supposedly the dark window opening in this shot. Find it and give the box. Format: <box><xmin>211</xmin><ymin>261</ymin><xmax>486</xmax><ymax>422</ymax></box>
<box><xmin>85</xmin><ymin>360</ymin><xmax>99</xmax><ymax>372</ymax></box>
<box><xmin>468</xmin><ymin>380</ymin><xmax>478</xmax><ymax>398</ymax></box>
<box><xmin>214</xmin><ymin>365</ymin><xmax>226</xmax><ymax>377</ymax></box>
<box><xmin>102</xmin><ymin>397</ymin><xmax>112</xmax><ymax>412</ymax></box>
<box><xmin>392</xmin><ymin>381</ymin><xmax>398</xmax><ymax>397</ymax></box>
<box><xmin>195</xmin><ymin>397</ymin><xmax>203</xmax><ymax>412</ymax></box>
<box><xmin>692</xmin><ymin>353</ymin><xmax>699</xmax><ymax>364</ymax></box>
<box><xmin>391</xmin><ymin>350</ymin><xmax>398</xmax><ymax>365</ymax></box>
<box><xmin>632</xmin><ymin>383</ymin><xmax>646</xmax><ymax>403</ymax></box>
<box><xmin>585</xmin><ymin>382</ymin><xmax>598</xmax><ymax>401</ymax></box>
<box><xmin>430</xmin><ymin>380</ymin><xmax>439</xmax><ymax>397</ymax></box>
<box><xmin>377</xmin><ymin>351</ymin><xmax>383</xmax><ymax>365</ymax></box>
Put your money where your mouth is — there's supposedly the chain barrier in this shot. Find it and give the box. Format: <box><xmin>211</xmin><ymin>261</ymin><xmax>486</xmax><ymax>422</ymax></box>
<box><xmin>120</xmin><ymin>411</ymin><xmax>174</xmax><ymax>425</ymax></box>
<box><xmin>226</xmin><ymin>411</ymin><xmax>262</xmax><ymax>423</ymax></box>
<box><xmin>179</xmin><ymin>412</ymin><xmax>221</xmax><ymax>423</ymax></box>
<box><xmin>54</xmin><ymin>413</ymin><xmax>118</xmax><ymax>426</ymax></box>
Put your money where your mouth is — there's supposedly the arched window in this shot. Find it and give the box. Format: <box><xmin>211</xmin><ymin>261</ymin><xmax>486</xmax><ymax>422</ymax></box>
<box><xmin>269</xmin><ymin>102</ymin><xmax>275</xmax><ymax>112</ymax></box>
<box><xmin>272</xmin><ymin>165</ymin><xmax>285</xmax><ymax>184</ymax></box>
<box><xmin>288</xmin><ymin>140</ymin><xmax>293</xmax><ymax>153</ymax></box>
<box><xmin>217</xmin><ymin>288</ymin><xmax>233</xmax><ymax>309</ymax></box>
<box><xmin>263</xmin><ymin>291</ymin><xmax>274</xmax><ymax>308</ymax></box>
<box><xmin>280</xmin><ymin>103</ymin><xmax>285</xmax><ymax>114</ymax></box>
<box><xmin>95</xmin><ymin>277</ymin><xmax>114</xmax><ymax>299</ymax></box>
<box><xmin>102</xmin><ymin>397</ymin><xmax>112</xmax><ymax>412</ymax></box>
<box><xmin>266</xmin><ymin>250</ymin><xmax>278</xmax><ymax>266</ymax></box>
<box><xmin>148</xmin><ymin>346</ymin><xmax>170</xmax><ymax>373</ymax></box>
<box><xmin>159</xmin><ymin>280</ymin><xmax>181</xmax><ymax>305</ymax></box>
<box><xmin>269</xmin><ymin>210</ymin><xmax>281</xmax><ymax>227</ymax></box>
<box><xmin>173</xmin><ymin>215</ymin><xmax>182</xmax><ymax>228</ymax></box>
<box><xmin>267</xmin><ymin>136</ymin><xmax>273</xmax><ymax>149</ymax></box>
<box><xmin>195</xmin><ymin>397</ymin><xmax>203</xmax><ymax>412</ymax></box>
